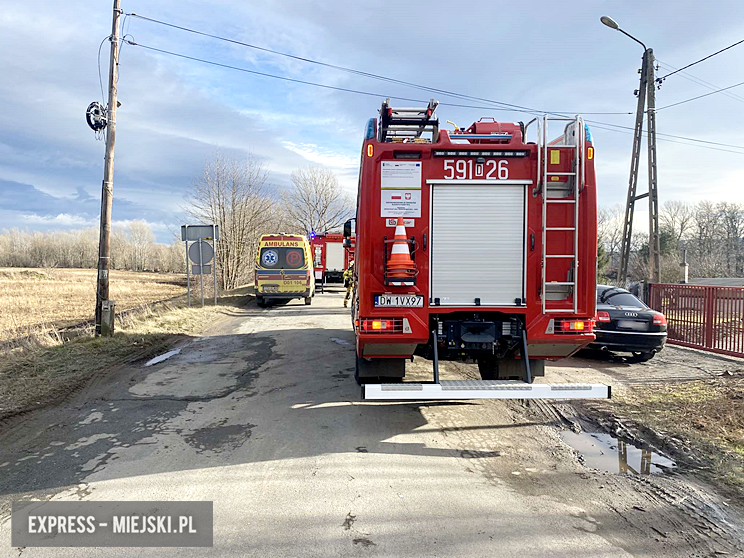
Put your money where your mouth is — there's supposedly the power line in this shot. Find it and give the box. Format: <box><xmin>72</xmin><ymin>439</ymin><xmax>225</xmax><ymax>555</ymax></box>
<box><xmin>657</xmin><ymin>60</ymin><xmax>744</xmax><ymax>104</ymax></box>
<box><xmin>656</xmin><ymin>38</ymin><xmax>744</xmax><ymax>82</ymax></box>
<box><xmin>584</xmin><ymin>119</ymin><xmax>744</xmax><ymax>150</ymax></box>
<box><xmin>587</xmin><ymin>122</ymin><xmax>744</xmax><ymax>155</ymax></box>
<box><xmin>656</xmin><ymin>79</ymin><xmax>744</xmax><ymax>111</ymax></box>
<box><xmin>125</xmin><ymin>12</ymin><xmax>632</xmax><ymax>116</ymax></box>
<box><xmin>97</xmin><ymin>35</ymin><xmax>109</xmax><ymax>104</ymax></box>
<box><xmin>127</xmin><ymin>40</ymin><xmax>744</xmax><ymax>155</ymax></box>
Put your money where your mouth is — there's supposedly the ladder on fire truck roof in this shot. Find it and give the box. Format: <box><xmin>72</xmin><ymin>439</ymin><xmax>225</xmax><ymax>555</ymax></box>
<box><xmin>378</xmin><ymin>98</ymin><xmax>439</xmax><ymax>142</ymax></box>
<box><xmin>527</xmin><ymin>115</ymin><xmax>586</xmax><ymax>314</ymax></box>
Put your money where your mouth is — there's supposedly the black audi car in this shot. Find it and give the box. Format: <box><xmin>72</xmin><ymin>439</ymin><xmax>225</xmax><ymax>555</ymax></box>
<box><xmin>588</xmin><ymin>285</ymin><xmax>667</xmax><ymax>362</ymax></box>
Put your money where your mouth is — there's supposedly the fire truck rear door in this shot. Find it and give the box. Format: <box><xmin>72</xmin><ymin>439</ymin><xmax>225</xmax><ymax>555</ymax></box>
<box><xmin>429</xmin><ymin>180</ymin><xmax>529</xmax><ymax>306</ymax></box>
<box><xmin>325</xmin><ymin>242</ymin><xmax>345</xmax><ymax>272</ymax></box>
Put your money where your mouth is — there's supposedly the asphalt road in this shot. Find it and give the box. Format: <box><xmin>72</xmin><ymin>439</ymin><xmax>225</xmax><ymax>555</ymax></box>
<box><xmin>0</xmin><ymin>289</ymin><xmax>742</xmax><ymax>557</ymax></box>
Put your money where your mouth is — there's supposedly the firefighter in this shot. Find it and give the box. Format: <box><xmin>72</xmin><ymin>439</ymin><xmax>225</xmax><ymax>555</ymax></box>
<box><xmin>343</xmin><ymin>260</ymin><xmax>354</xmax><ymax>308</ymax></box>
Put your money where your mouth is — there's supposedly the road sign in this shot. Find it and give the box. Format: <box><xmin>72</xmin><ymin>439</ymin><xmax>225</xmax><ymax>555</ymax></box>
<box><xmin>182</xmin><ymin>224</ymin><xmax>218</xmax><ymax>308</ymax></box>
<box><xmin>181</xmin><ymin>224</ymin><xmax>220</xmax><ymax>242</ymax></box>
<box><xmin>188</xmin><ymin>242</ymin><xmax>214</xmax><ymax>265</ymax></box>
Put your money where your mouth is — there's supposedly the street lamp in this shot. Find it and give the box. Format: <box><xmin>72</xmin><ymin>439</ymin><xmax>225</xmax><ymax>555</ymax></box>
<box><xmin>600</xmin><ymin>16</ymin><xmax>661</xmax><ymax>287</ymax></box>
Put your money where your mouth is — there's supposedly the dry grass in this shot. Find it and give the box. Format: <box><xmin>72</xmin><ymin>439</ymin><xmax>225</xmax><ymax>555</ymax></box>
<box><xmin>610</xmin><ymin>376</ymin><xmax>744</xmax><ymax>497</ymax></box>
<box><xmin>0</xmin><ymin>285</ymin><xmax>253</xmax><ymax>421</ymax></box>
<box><xmin>0</xmin><ymin>267</ymin><xmax>187</xmax><ymax>350</ymax></box>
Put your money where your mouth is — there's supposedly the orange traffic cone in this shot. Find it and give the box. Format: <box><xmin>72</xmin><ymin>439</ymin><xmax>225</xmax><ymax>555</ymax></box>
<box><xmin>386</xmin><ymin>217</ymin><xmax>417</xmax><ymax>285</ymax></box>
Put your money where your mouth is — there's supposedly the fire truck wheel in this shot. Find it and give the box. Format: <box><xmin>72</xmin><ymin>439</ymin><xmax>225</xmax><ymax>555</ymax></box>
<box><xmin>476</xmin><ymin>357</ymin><xmax>498</xmax><ymax>380</ymax></box>
<box><xmin>304</xmin><ymin>296</ymin><xmax>312</xmax><ymax>305</ymax></box>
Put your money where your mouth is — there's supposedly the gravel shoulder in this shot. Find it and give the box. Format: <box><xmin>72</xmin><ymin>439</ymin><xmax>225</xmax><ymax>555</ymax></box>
<box><xmin>546</xmin><ymin>345</ymin><xmax>744</xmax><ymax>502</ymax></box>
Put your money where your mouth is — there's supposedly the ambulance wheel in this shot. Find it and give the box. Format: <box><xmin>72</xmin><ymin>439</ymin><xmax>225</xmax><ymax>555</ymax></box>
<box><xmin>256</xmin><ymin>296</ymin><xmax>266</xmax><ymax>308</ymax></box>
<box><xmin>304</xmin><ymin>296</ymin><xmax>312</xmax><ymax>305</ymax></box>
<box><xmin>477</xmin><ymin>356</ymin><xmax>498</xmax><ymax>380</ymax></box>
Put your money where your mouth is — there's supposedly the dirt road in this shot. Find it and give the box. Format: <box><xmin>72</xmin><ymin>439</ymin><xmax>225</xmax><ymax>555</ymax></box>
<box><xmin>1</xmin><ymin>289</ymin><xmax>742</xmax><ymax>557</ymax></box>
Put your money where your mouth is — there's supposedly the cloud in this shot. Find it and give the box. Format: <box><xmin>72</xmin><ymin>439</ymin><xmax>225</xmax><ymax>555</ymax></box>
<box><xmin>282</xmin><ymin>142</ymin><xmax>357</xmax><ymax>169</ymax></box>
<box><xmin>2</xmin><ymin>0</ymin><xmax>744</xmax><ymax>248</ymax></box>
<box><xmin>21</xmin><ymin>213</ymin><xmax>97</xmax><ymax>227</ymax></box>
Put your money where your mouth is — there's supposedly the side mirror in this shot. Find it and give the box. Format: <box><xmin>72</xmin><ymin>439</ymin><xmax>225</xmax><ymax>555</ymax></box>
<box><xmin>343</xmin><ymin>218</ymin><xmax>354</xmax><ymax>238</ymax></box>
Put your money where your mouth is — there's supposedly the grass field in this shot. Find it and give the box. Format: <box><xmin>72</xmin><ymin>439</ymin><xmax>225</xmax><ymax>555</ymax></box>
<box><xmin>0</xmin><ymin>266</ymin><xmax>250</xmax><ymax>421</ymax></box>
<box><xmin>0</xmin><ymin>267</ymin><xmax>188</xmax><ymax>349</ymax></box>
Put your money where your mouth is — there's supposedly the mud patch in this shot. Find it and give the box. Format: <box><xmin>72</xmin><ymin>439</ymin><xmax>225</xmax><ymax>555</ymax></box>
<box><xmin>185</xmin><ymin>423</ymin><xmax>255</xmax><ymax>454</ymax></box>
<box><xmin>561</xmin><ymin>431</ymin><xmax>676</xmax><ymax>475</ymax></box>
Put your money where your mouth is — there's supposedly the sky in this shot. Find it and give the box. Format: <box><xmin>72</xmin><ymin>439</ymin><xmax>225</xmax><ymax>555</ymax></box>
<box><xmin>1</xmin><ymin>0</ymin><xmax>744</xmax><ymax>243</ymax></box>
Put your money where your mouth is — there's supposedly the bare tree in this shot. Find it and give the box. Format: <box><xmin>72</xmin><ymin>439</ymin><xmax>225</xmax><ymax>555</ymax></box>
<box><xmin>691</xmin><ymin>200</ymin><xmax>725</xmax><ymax>277</ymax></box>
<box><xmin>597</xmin><ymin>205</ymin><xmax>624</xmax><ymax>279</ymax></box>
<box><xmin>187</xmin><ymin>152</ymin><xmax>275</xmax><ymax>290</ymax></box>
<box><xmin>717</xmin><ymin>202</ymin><xmax>744</xmax><ymax>275</ymax></box>
<box><xmin>282</xmin><ymin>166</ymin><xmax>354</xmax><ymax>234</ymax></box>
<box><xmin>660</xmin><ymin>200</ymin><xmax>694</xmax><ymax>244</ymax></box>
<box><xmin>126</xmin><ymin>220</ymin><xmax>156</xmax><ymax>271</ymax></box>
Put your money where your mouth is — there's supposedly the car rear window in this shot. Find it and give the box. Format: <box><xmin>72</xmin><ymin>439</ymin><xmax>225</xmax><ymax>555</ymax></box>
<box><xmin>598</xmin><ymin>289</ymin><xmax>646</xmax><ymax>307</ymax></box>
<box><xmin>260</xmin><ymin>247</ymin><xmax>305</xmax><ymax>269</ymax></box>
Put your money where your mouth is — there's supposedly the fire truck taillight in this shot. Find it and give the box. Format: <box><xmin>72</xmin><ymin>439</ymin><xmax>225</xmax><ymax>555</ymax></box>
<box><xmin>558</xmin><ymin>319</ymin><xmax>593</xmax><ymax>333</ymax></box>
<box><xmin>596</xmin><ymin>311</ymin><xmax>611</xmax><ymax>323</ymax></box>
<box><xmin>360</xmin><ymin>318</ymin><xmax>403</xmax><ymax>333</ymax></box>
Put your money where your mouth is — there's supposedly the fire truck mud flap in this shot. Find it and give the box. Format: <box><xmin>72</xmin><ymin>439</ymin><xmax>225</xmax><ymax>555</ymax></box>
<box><xmin>362</xmin><ymin>381</ymin><xmax>611</xmax><ymax>400</ymax></box>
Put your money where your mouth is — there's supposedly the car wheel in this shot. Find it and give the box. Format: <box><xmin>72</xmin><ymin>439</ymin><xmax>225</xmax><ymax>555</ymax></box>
<box><xmin>627</xmin><ymin>351</ymin><xmax>654</xmax><ymax>363</ymax></box>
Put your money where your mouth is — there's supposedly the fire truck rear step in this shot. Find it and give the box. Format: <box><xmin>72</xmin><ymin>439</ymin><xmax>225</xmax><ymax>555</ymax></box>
<box><xmin>361</xmin><ymin>328</ymin><xmax>609</xmax><ymax>401</ymax></box>
<box><xmin>363</xmin><ymin>381</ymin><xmax>611</xmax><ymax>400</ymax></box>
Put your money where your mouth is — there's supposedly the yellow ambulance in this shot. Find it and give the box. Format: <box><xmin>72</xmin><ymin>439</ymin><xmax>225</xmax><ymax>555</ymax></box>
<box><xmin>255</xmin><ymin>234</ymin><xmax>315</xmax><ymax>307</ymax></box>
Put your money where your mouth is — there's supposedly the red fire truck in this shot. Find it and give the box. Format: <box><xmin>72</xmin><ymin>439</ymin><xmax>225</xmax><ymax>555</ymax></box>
<box><xmin>343</xmin><ymin>99</ymin><xmax>610</xmax><ymax>400</ymax></box>
<box><xmin>310</xmin><ymin>232</ymin><xmax>352</xmax><ymax>287</ymax></box>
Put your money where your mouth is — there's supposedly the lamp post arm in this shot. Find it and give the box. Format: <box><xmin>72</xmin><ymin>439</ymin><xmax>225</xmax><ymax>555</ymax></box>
<box><xmin>618</xmin><ymin>28</ymin><xmax>647</xmax><ymax>51</ymax></box>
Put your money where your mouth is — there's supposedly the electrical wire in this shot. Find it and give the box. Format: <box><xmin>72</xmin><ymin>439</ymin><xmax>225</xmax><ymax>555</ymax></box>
<box><xmin>656</xmin><ymin>80</ymin><xmax>744</xmax><ymax>111</ymax></box>
<box><xmin>657</xmin><ymin>60</ymin><xmax>744</xmax><ymax>104</ymax></box>
<box><xmin>97</xmin><ymin>36</ymin><xmax>109</xmax><ymax>104</ymax></box>
<box><xmin>656</xmin><ymin>38</ymin><xmax>744</xmax><ymax>82</ymax></box>
<box><xmin>127</xmin><ymin>40</ymin><xmax>744</xmax><ymax>155</ymax></box>
<box><xmin>125</xmin><ymin>12</ymin><xmax>632</xmax><ymax>116</ymax></box>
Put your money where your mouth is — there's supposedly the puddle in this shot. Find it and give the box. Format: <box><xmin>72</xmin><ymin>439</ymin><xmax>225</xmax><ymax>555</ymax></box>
<box><xmin>144</xmin><ymin>349</ymin><xmax>181</xmax><ymax>367</ymax></box>
<box><xmin>560</xmin><ymin>431</ymin><xmax>676</xmax><ymax>475</ymax></box>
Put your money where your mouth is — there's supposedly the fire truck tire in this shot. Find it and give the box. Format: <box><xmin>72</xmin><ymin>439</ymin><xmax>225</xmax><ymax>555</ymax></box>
<box><xmin>476</xmin><ymin>357</ymin><xmax>498</xmax><ymax>380</ymax></box>
<box><xmin>354</xmin><ymin>355</ymin><xmax>405</xmax><ymax>385</ymax></box>
<box><xmin>304</xmin><ymin>296</ymin><xmax>312</xmax><ymax>305</ymax></box>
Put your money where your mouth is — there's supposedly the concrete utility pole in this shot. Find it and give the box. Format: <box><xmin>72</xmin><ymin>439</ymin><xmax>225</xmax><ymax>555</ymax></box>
<box><xmin>645</xmin><ymin>50</ymin><xmax>661</xmax><ymax>284</ymax></box>
<box><xmin>601</xmin><ymin>16</ymin><xmax>661</xmax><ymax>286</ymax></box>
<box><xmin>95</xmin><ymin>0</ymin><xmax>122</xmax><ymax>336</ymax></box>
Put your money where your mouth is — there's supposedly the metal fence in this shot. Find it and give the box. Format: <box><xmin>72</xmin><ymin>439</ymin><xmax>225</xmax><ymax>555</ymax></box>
<box><xmin>648</xmin><ymin>283</ymin><xmax>744</xmax><ymax>357</ymax></box>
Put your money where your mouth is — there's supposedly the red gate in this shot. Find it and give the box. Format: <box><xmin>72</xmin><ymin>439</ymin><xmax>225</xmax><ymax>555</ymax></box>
<box><xmin>648</xmin><ymin>283</ymin><xmax>744</xmax><ymax>357</ymax></box>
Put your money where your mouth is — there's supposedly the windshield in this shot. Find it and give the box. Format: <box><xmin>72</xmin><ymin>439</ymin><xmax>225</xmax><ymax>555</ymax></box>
<box><xmin>598</xmin><ymin>289</ymin><xmax>647</xmax><ymax>308</ymax></box>
<box><xmin>259</xmin><ymin>247</ymin><xmax>306</xmax><ymax>269</ymax></box>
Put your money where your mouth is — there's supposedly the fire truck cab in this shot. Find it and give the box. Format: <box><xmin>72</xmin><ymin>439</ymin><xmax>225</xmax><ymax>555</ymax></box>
<box><xmin>345</xmin><ymin>99</ymin><xmax>610</xmax><ymax>400</ymax></box>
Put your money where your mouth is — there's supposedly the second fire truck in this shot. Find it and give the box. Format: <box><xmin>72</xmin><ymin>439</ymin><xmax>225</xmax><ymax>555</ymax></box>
<box><xmin>344</xmin><ymin>99</ymin><xmax>609</xmax><ymax>400</ymax></box>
